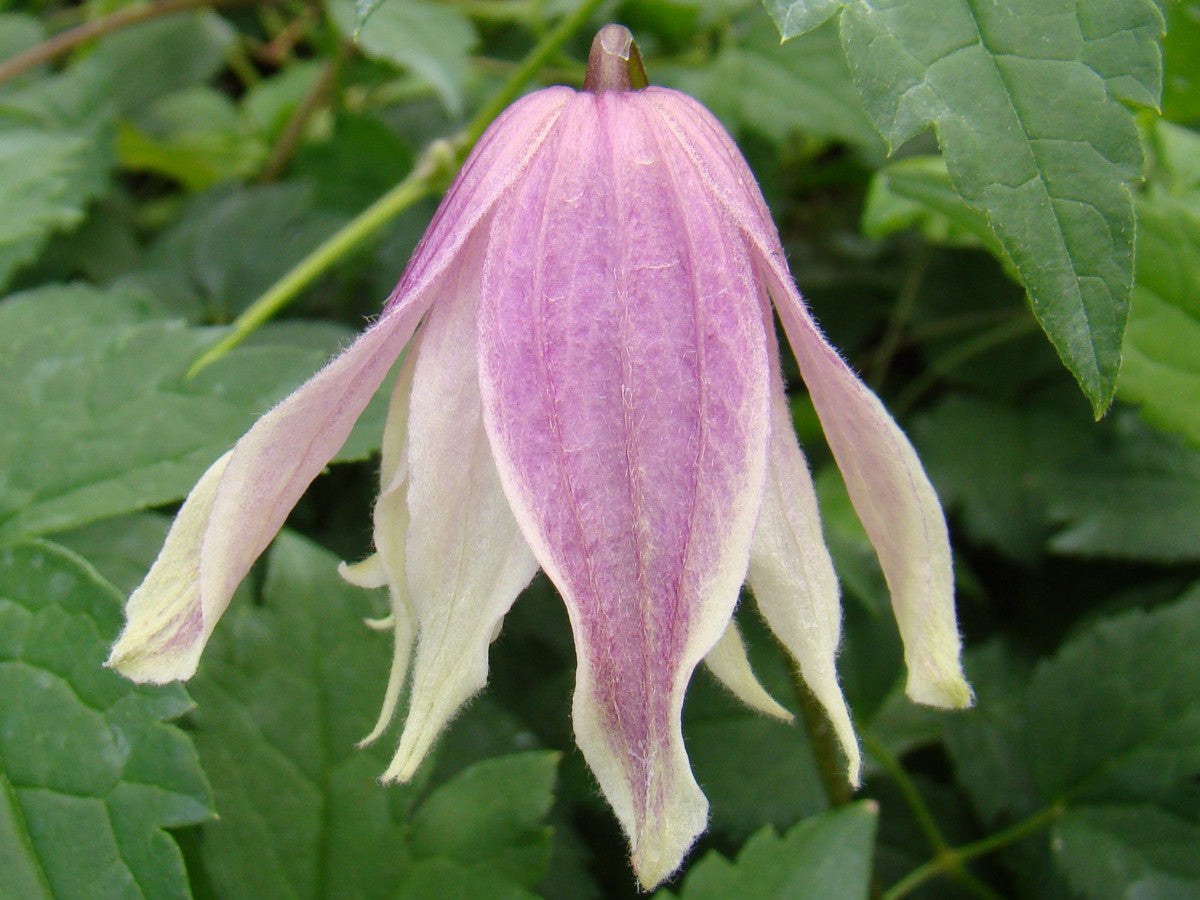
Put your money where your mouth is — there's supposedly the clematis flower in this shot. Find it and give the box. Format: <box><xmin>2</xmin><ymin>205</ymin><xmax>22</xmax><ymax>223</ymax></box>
<box><xmin>108</xmin><ymin>24</ymin><xmax>971</xmax><ymax>889</ymax></box>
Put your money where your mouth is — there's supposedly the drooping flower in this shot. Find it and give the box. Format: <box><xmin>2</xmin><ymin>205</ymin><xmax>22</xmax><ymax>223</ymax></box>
<box><xmin>108</xmin><ymin>24</ymin><xmax>971</xmax><ymax>889</ymax></box>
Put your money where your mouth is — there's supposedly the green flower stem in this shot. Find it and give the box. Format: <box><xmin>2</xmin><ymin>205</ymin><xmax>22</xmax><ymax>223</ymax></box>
<box><xmin>883</xmin><ymin>801</ymin><xmax>1067</xmax><ymax>900</ymax></box>
<box><xmin>791</xmin><ymin>668</ymin><xmax>853</xmax><ymax>809</ymax></box>
<box><xmin>189</xmin><ymin>0</ymin><xmax>607</xmax><ymax>375</ymax></box>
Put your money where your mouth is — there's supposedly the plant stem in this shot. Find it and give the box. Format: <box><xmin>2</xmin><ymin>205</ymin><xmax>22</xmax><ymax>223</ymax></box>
<box><xmin>791</xmin><ymin>668</ymin><xmax>853</xmax><ymax>808</ymax></box>
<box><xmin>189</xmin><ymin>0</ymin><xmax>607</xmax><ymax>374</ymax></box>
<box><xmin>882</xmin><ymin>802</ymin><xmax>1066</xmax><ymax>900</ymax></box>
<box><xmin>864</xmin><ymin>733</ymin><xmax>1003</xmax><ymax>900</ymax></box>
<box><xmin>867</xmin><ymin>246</ymin><xmax>929</xmax><ymax>390</ymax></box>
<box><xmin>0</xmin><ymin>0</ymin><xmax>271</xmax><ymax>85</ymax></box>
<box><xmin>257</xmin><ymin>41</ymin><xmax>351</xmax><ymax>183</ymax></box>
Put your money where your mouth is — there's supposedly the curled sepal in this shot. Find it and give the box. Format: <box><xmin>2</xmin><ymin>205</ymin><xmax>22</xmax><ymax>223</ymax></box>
<box><xmin>382</xmin><ymin>234</ymin><xmax>538</xmax><ymax>783</ymax></box>
<box><xmin>703</xmin><ymin>619</ymin><xmax>792</xmax><ymax>722</ymax></box>
<box><xmin>106</xmin><ymin>451</ymin><xmax>232</xmax><ymax>682</ymax></box>
<box><xmin>749</xmin><ymin>356</ymin><xmax>861</xmax><ymax>784</ymax></box>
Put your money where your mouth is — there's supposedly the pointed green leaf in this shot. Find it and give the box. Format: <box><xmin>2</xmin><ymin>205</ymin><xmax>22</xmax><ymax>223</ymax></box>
<box><xmin>0</xmin><ymin>540</ymin><xmax>212</xmax><ymax>899</ymax></box>
<box><xmin>766</xmin><ymin>0</ymin><xmax>1163</xmax><ymax>413</ymax></box>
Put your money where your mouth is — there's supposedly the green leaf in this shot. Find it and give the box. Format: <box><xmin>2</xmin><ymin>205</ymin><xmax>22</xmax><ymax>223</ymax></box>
<box><xmin>658</xmin><ymin>803</ymin><xmax>877</xmax><ymax>900</ymax></box>
<box><xmin>0</xmin><ymin>539</ymin><xmax>212</xmax><ymax>899</ymax></box>
<box><xmin>409</xmin><ymin>752</ymin><xmax>559</xmax><ymax>888</ymax></box>
<box><xmin>185</xmin><ymin>530</ymin><xmax>558</xmax><ymax>898</ymax></box>
<box><xmin>1025</xmin><ymin>589</ymin><xmax>1200</xmax><ymax>804</ymax></box>
<box><xmin>0</xmin><ymin>283</ymin><xmax>388</xmax><ymax>542</ymax></box>
<box><xmin>326</xmin><ymin>0</ymin><xmax>477</xmax><ymax>115</ymax></box>
<box><xmin>0</xmin><ymin>128</ymin><xmax>109</xmax><ymax>291</ymax></box>
<box><xmin>769</xmin><ymin>0</ymin><xmax>1164</xmax><ymax>414</ymax></box>
<box><xmin>1119</xmin><ymin>123</ymin><xmax>1200</xmax><ymax>448</ymax></box>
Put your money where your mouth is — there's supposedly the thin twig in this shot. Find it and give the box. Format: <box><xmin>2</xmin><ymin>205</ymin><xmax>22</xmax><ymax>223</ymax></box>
<box><xmin>256</xmin><ymin>40</ymin><xmax>352</xmax><ymax>183</ymax></box>
<box><xmin>0</xmin><ymin>0</ymin><xmax>272</xmax><ymax>86</ymax></box>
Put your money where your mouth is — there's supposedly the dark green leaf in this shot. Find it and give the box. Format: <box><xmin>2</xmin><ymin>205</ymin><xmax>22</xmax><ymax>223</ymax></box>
<box><xmin>768</xmin><ymin>0</ymin><xmax>1164</xmax><ymax>413</ymax></box>
<box><xmin>0</xmin><ymin>283</ymin><xmax>388</xmax><ymax>542</ymax></box>
<box><xmin>659</xmin><ymin>802</ymin><xmax>877</xmax><ymax>900</ymax></box>
<box><xmin>409</xmin><ymin>752</ymin><xmax>559</xmax><ymax>888</ymax></box>
<box><xmin>0</xmin><ymin>539</ymin><xmax>212</xmax><ymax>899</ymax></box>
<box><xmin>186</xmin><ymin>531</ymin><xmax>558</xmax><ymax>899</ymax></box>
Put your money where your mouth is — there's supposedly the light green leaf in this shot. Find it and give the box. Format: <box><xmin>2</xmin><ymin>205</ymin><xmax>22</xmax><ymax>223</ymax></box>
<box><xmin>0</xmin><ymin>283</ymin><xmax>389</xmax><ymax>542</ymax></box>
<box><xmin>1162</xmin><ymin>0</ymin><xmax>1200</xmax><ymax>122</ymax></box>
<box><xmin>186</xmin><ymin>531</ymin><xmax>558</xmax><ymax>899</ymax></box>
<box><xmin>326</xmin><ymin>0</ymin><xmax>477</xmax><ymax>115</ymax></box>
<box><xmin>861</xmin><ymin>155</ymin><xmax>1001</xmax><ymax>255</ymax></box>
<box><xmin>768</xmin><ymin>0</ymin><xmax>1164</xmax><ymax>414</ymax></box>
<box><xmin>0</xmin><ymin>539</ymin><xmax>212</xmax><ymax>900</ymax></box>
<box><xmin>1119</xmin><ymin>123</ymin><xmax>1200</xmax><ymax>448</ymax></box>
<box><xmin>658</xmin><ymin>803</ymin><xmax>877</xmax><ymax>900</ymax></box>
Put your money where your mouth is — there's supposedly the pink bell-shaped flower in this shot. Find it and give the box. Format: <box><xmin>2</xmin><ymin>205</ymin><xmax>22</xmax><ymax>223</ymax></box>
<box><xmin>109</xmin><ymin>24</ymin><xmax>970</xmax><ymax>889</ymax></box>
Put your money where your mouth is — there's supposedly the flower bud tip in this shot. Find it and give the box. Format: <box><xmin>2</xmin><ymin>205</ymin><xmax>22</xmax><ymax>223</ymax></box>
<box><xmin>584</xmin><ymin>24</ymin><xmax>648</xmax><ymax>93</ymax></box>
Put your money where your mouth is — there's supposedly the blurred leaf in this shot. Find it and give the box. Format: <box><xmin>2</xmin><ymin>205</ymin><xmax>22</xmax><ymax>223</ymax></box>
<box><xmin>1025</xmin><ymin>588</ymin><xmax>1200</xmax><ymax>804</ymax></box>
<box><xmin>1055</xmin><ymin>804</ymin><xmax>1200</xmax><ymax>900</ymax></box>
<box><xmin>861</xmin><ymin>155</ymin><xmax>999</xmax><ymax>254</ymax></box>
<box><xmin>0</xmin><ymin>127</ymin><xmax>109</xmax><ymax>290</ymax></box>
<box><xmin>0</xmin><ymin>539</ymin><xmax>212</xmax><ymax>899</ymax></box>
<box><xmin>186</xmin><ymin>530</ymin><xmax>558</xmax><ymax>899</ymax></box>
<box><xmin>1120</xmin><ymin>123</ymin><xmax>1200</xmax><ymax>448</ymax></box>
<box><xmin>52</xmin><ymin>512</ymin><xmax>171</xmax><ymax>596</ymax></box>
<box><xmin>1045</xmin><ymin>411</ymin><xmax>1200</xmax><ymax>562</ymax></box>
<box><xmin>0</xmin><ymin>283</ymin><xmax>388</xmax><ymax>542</ymax></box>
<box><xmin>912</xmin><ymin>395</ymin><xmax>1090</xmax><ymax>562</ymax></box>
<box><xmin>327</xmin><ymin>0</ymin><xmax>477</xmax><ymax>115</ymax></box>
<box><xmin>1162</xmin><ymin>0</ymin><xmax>1200</xmax><ymax>121</ymax></box>
<box><xmin>768</xmin><ymin>0</ymin><xmax>1164</xmax><ymax>414</ymax></box>
<box><xmin>132</xmin><ymin>183</ymin><xmax>346</xmax><ymax>319</ymax></box>
<box><xmin>1</xmin><ymin>12</ymin><xmax>234</xmax><ymax>129</ymax></box>
<box><xmin>658</xmin><ymin>803</ymin><xmax>877</xmax><ymax>900</ymax></box>
<box><xmin>663</xmin><ymin>17</ymin><xmax>884</xmax><ymax>157</ymax></box>
<box><xmin>116</xmin><ymin>89</ymin><xmax>266</xmax><ymax>190</ymax></box>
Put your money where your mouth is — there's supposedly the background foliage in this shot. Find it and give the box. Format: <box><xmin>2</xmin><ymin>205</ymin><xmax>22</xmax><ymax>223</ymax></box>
<box><xmin>1</xmin><ymin>0</ymin><xmax>1198</xmax><ymax>897</ymax></box>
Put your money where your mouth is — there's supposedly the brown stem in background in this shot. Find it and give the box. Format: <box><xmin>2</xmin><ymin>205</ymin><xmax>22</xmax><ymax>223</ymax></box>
<box><xmin>0</xmin><ymin>0</ymin><xmax>274</xmax><ymax>86</ymax></box>
<box><xmin>256</xmin><ymin>40</ymin><xmax>351</xmax><ymax>183</ymax></box>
